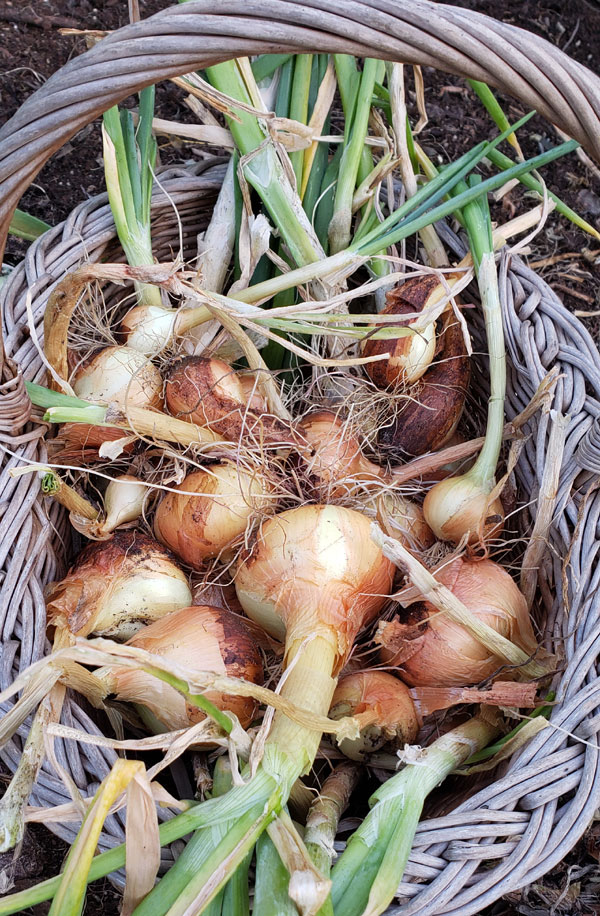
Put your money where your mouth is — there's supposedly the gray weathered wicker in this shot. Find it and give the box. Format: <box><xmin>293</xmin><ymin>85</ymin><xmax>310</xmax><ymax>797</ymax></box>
<box><xmin>1</xmin><ymin>2</ymin><xmax>600</xmax><ymax>913</ymax></box>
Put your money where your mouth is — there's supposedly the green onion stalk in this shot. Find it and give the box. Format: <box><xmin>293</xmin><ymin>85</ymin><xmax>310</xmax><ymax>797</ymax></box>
<box><xmin>423</xmin><ymin>176</ymin><xmax>508</xmax><ymax>547</ymax></box>
<box><xmin>102</xmin><ymin>86</ymin><xmax>163</xmax><ymax>309</ymax></box>
<box><xmin>229</xmin><ymin>126</ymin><xmax>577</xmax><ymax>307</ymax></box>
<box><xmin>330</xmin><ymin>714</ymin><xmax>500</xmax><ymax>916</ymax></box>
<box><xmin>128</xmin><ymin>504</ymin><xmax>395</xmax><ymax>916</ymax></box>
<box><xmin>204</xmin><ymin>758</ymin><xmax>251</xmax><ymax>916</ymax></box>
<box><xmin>253</xmin><ymin>829</ymin><xmax>298</xmax><ymax>916</ymax></box>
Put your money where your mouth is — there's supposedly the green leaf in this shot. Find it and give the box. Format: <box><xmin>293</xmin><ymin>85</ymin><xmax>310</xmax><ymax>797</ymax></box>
<box><xmin>8</xmin><ymin>209</ymin><xmax>51</xmax><ymax>241</ymax></box>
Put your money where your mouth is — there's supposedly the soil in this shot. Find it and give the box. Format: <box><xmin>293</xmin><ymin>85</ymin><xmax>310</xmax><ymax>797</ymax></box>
<box><xmin>1</xmin><ymin>1</ymin><xmax>600</xmax><ymax>914</ymax></box>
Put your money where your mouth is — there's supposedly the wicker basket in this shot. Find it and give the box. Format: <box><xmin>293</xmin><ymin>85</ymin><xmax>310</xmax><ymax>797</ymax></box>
<box><xmin>1</xmin><ymin>2</ymin><xmax>600</xmax><ymax>913</ymax></box>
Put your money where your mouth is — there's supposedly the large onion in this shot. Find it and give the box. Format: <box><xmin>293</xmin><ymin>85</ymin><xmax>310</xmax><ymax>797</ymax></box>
<box><xmin>45</xmin><ymin>530</ymin><xmax>192</xmax><ymax>640</ymax></box>
<box><xmin>378</xmin><ymin>556</ymin><xmax>538</xmax><ymax>686</ymax></box>
<box><xmin>102</xmin><ymin>605</ymin><xmax>263</xmax><ymax>730</ymax></box>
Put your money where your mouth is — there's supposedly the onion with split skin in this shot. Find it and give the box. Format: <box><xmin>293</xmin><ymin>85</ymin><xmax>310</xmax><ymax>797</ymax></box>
<box><xmin>165</xmin><ymin>355</ymin><xmax>291</xmax><ymax>445</ymax></box>
<box><xmin>45</xmin><ymin>530</ymin><xmax>192</xmax><ymax>641</ymax></box>
<box><xmin>361</xmin><ymin>275</ymin><xmax>440</xmax><ymax>387</ymax></box>
<box><xmin>377</xmin><ymin>556</ymin><xmax>539</xmax><ymax>687</ymax></box>
<box><xmin>329</xmin><ymin>671</ymin><xmax>420</xmax><ymax>761</ymax></box>
<box><xmin>99</xmin><ymin>605</ymin><xmax>264</xmax><ymax>731</ymax></box>
<box><xmin>377</xmin><ymin>307</ymin><xmax>471</xmax><ymax>460</ymax></box>
<box><xmin>153</xmin><ymin>462</ymin><xmax>274</xmax><ymax>569</ymax></box>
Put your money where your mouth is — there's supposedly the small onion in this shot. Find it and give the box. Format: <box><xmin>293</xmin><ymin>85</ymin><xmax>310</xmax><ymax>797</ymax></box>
<box><xmin>153</xmin><ymin>462</ymin><xmax>273</xmax><ymax>568</ymax></box>
<box><xmin>423</xmin><ymin>474</ymin><xmax>504</xmax><ymax>546</ymax></box>
<box><xmin>370</xmin><ymin>492</ymin><xmax>434</xmax><ymax>551</ymax></box>
<box><xmin>297</xmin><ymin>410</ymin><xmax>384</xmax><ymax>498</ymax></box>
<box><xmin>46</xmin><ymin>530</ymin><xmax>192</xmax><ymax>640</ymax></box>
<box><xmin>120</xmin><ymin>305</ymin><xmax>178</xmax><ymax>356</ymax></box>
<box><xmin>101</xmin><ymin>605</ymin><xmax>263</xmax><ymax>730</ymax></box>
<box><xmin>378</xmin><ymin>556</ymin><xmax>538</xmax><ymax>687</ymax></box>
<box><xmin>329</xmin><ymin>671</ymin><xmax>420</xmax><ymax>761</ymax></box>
<box><xmin>72</xmin><ymin>345</ymin><xmax>163</xmax><ymax>409</ymax></box>
<box><xmin>362</xmin><ymin>275</ymin><xmax>441</xmax><ymax>388</ymax></box>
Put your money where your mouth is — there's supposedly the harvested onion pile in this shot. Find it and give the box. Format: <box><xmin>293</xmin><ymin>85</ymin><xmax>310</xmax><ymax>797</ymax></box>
<box><xmin>4</xmin><ymin>47</ymin><xmax>584</xmax><ymax>916</ymax></box>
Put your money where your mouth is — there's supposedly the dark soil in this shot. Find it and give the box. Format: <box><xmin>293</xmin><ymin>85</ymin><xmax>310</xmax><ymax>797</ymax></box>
<box><xmin>1</xmin><ymin>1</ymin><xmax>600</xmax><ymax>914</ymax></box>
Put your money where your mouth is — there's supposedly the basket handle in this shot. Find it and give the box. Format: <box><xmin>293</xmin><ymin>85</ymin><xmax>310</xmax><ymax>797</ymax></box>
<box><xmin>1</xmin><ymin>0</ymin><xmax>598</xmax><ymax>370</ymax></box>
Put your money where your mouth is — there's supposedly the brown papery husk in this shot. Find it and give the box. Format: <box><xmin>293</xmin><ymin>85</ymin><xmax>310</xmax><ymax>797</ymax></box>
<box><xmin>50</xmin><ymin>423</ymin><xmax>136</xmax><ymax>462</ymax></box>
<box><xmin>329</xmin><ymin>670</ymin><xmax>420</xmax><ymax>761</ymax></box>
<box><xmin>153</xmin><ymin>462</ymin><xmax>275</xmax><ymax>569</ymax></box>
<box><xmin>235</xmin><ymin>505</ymin><xmax>395</xmax><ymax>673</ymax></box>
<box><xmin>362</xmin><ymin>274</ymin><xmax>441</xmax><ymax>388</ymax></box>
<box><xmin>45</xmin><ymin>530</ymin><xmax>192</xmax><ymax>640</ymax></box>
<box><xmin>165</xmin><ymin>355</ymin><xmax>293</xmax><ymax>447</ymax></box>
<box><xmin>409</xmin><ymin>681</ymin><xmax>539</xmax><ymax>718</ymax></box>
<box><xmin>377</xmin><ymin>556</ymin><xmax>541</xmax><ymax>687</ymax></box>
<box><xmin>378</xmin><ymin>307</ymin><xmax>471</xmax><ymax>461</ymax></box>
<box><xmin>104</xmin><ymin>605</ymin><xmax>264</xmax><ymax>731</ymax></box>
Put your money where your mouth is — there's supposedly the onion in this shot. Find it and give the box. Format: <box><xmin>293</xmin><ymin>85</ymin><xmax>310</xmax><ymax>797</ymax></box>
<box><xmin>45</xmin><ymin>530</ymin><xmax>192</xmax><ymax>640</ymax></box>
<box><xmin>361</xmin><ymin>276</ymin><xmax>441</xmax><ymax>387</ymax></box>
<box><xmin>121</xmin><ymin>304</ymin><xmax>212</xmax><ymax>356</ymax></box>
<box><xmin>235</xmin><ymin>505</ymin><xmax>395</xmax><ymax>667</ymax></box>
<box><xmin>423</xmin><ymin>475</ymin><xmax>504</xmax><ymax>546</ymax></box>
<box><xmin>165</xmin><ymin>356</ymin><xmax>291</xmax><ymax>445</ymax></box>
<box><xmin>378</xmin><ymin>308</ymin><xmax>470</xmax><ymax>460</ymax></box>
<box><xmin>101</xmin><ymin>605</ymin><xmax>263</xmax><ymax>730</ymax></box>
<box><xmin>329</xmin><ymin>671</ymin><xmax>419</xmax><ymax>761</ymax></box>
<box><xmin>297</xmin><ymin>410</ymin><xmax>384</xmax><ymax>497</ymax></box>
<box><xmin>153</xmin><ymin>462</ymin><xmax>273</xmax><ymax>568</ymax></box>
<box><xmin>378</xmin><ymin>556</ymin><xmax>538</xmax><ymax>686</ymax></box>
<box><xmin>74</xmin><ymin>475</ymin><xmax>148</xmax><ymax>540</ymax></box>
<box><xmin>72</xmin><ymin>345</ymin><xmax>163</xmax><ymax>409</ymax></box>
<box><xmin>370</xmin><ymin>491</ymin><xmax>434</xmax><ymax>551</ymax></box>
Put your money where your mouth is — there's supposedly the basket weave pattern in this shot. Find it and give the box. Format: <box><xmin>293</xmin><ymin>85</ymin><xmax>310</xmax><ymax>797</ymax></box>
<box><xmin>1</xmin><ymin>3</ymin><xmax>600</xmax><ymax>913</ymax></box>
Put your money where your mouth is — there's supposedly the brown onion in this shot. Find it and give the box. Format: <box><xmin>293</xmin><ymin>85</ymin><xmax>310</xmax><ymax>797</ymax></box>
<box><xmin>329</xmin><ymin>671</ymin><xmax>420</xmax><ymax>761</ymax></box>
<box><xmin>45</xmin><ymin>530</ymin><xmax>192</xmax><ymax>640</ymax></box>
<box><xmin>378</xmin><ymin>308</ymin><xmax>470</xmax><ymax>460</ymax></box>
<box><xmin>153</xmin><ymin>462</ymin><xmax>273</xmax><ymax>569</ymax></box>
<box><xmin>378</xmin><ymin>556</ymin><xmax>538</xmax><ymax>687</ymax></box>
<box><xmin>165</xmin><ymin>356</ymin><xmax>291</xmax><ymax>445</ymax></box>
<box><xmin>296</xmin><ymin>410</ymin><xmax>384</xmax><ymax>497</ymax></box>
<box><xmin>102</xmin><ymin>605</ymin><xmax>263</xmax><ymax>730</ymax></box>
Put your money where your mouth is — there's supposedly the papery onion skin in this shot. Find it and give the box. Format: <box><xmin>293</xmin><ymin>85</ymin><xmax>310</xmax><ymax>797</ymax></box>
<box><xmin>234</xmin><ymin>505</ymin><xmax>395</xmax><ymax>672</ymax></box>
<box><xmin>371</xmin><ymin>492</ymin><xmax>435</xmax><ymax>551</ymax></box>
<box><xmin>379</xmin><ymin>556</ymin><xmax>538</xmax><ymax>687</ymax></box>
<box><xmin>165</xmin><ymin>356</ymin><xmax>291</xmax><ymax>445</ymax></box>
<box><xmin>296</xmin><ymin>410</ymin><xmax>383</xmax><ymax>498</ymax></box>
<box><xmin>329</xmin><ymin>671</ymin><xmax>420</xmax><ymax>761</ymax></box>
<box><xmin>45</xmin><ymin>530</ymin><xmax>192</xmax><ymax>640</ymax></box>
<box><xmin>378</xmin><ymin>309</ymin><xmax>470</xmax><ymax>460</ymax></box>
<box><xmin>423</xmin><ymin>474</ymin><xmax>505</xmax><ymax>546</ymax></box>
<box><xmin>362</xmin><ymin>275</ymin><xmax>440</xmax><ymax>388</ymax></box>
<box><xmin>106</xmin><ymin>605</ymin><xmax>264</xmax><ymax>730</ymax></box>
<box><xmin>52</xmin><ymin>423</ymin><xmax>136</xmax><ymax>462</ymax></box>
<box><xmin>72</xmin><ymin>345</ymin><xmax>163</xmax><ymax>410</ymax></box>
<box><xmin>154</xmin><ymin>462</ymin><xmax>273</xmax><ymax>569</ymax></box>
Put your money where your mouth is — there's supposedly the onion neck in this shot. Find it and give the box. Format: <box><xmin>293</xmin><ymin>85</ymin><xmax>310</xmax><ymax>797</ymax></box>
<box><xmin>264</xmin><ymin>631</ymin><xmax>338</xmax><ymax>787</ymax></box>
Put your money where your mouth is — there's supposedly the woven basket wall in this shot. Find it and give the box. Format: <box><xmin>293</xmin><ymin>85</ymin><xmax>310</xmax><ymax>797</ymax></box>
<box><xmin>1</xmin><ymin>3</ymin><xmax>600</xmax><ymax>913</ymax></box>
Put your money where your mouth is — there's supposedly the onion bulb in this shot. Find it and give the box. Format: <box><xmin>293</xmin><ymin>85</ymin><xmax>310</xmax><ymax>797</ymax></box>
<box><xmin>45</xmin><ymin>530</ymin><xmax>192</xmax><ymax>640</ymax></box>
<box><xmin>165</xmin><ymin>356</ymin><xmax>291</xmax><ymax>445</ymax></box>
<box><xmin>100</xmin><ymin>605</ymin><xmax>263</xmax><ymax>730</ymax></box>
<box><xmin>378</xmin><ymin>556</ymin><xmax>538</xmax><ymax>686</ymax></box>
<box><xmin>378</xmin><ymin>308</ymin><xmax>470</xmax><ymax>460</ymax></box>
<box><xmin>74</xmin><ymin>475</ymin><xmax>148</xmax><ymax>540</ymax></box>
<box><xmin>297</xmin><ymin>410</ymin><xmax>384</xmax><ymax>497</ymax></box>
<box><xmin>153</xmin><ymin>462</ymin><xmax>273</xmax><ymax>568</ymax></box>
<box><xmin>423</xmin><ymin>474</ymin><xmax>504</xmax><ymax>546</ymax></box>
<box><xmin>329</xmin><ymin>671</ymin><xmax>419</xmax><ymax>761</ymax></box>
<box><xmin>72</xmin><ymin>345</ymin><xmax>162</xmax><ymax>409</ymax></box>
<box><xmin>235</xmin><ymin>505</ymin><xmax>394</xmax><ymax>670</ymax></box>
<box><xmin>369</xmin><ymin>491</ymin><xmax>434</xmax><ymax>551</ymax></box>
<box><xmin>361</xmin><ymin>276</ymin><xmax>441</xmax><ymax>388</ymax></box>
<box><xmin>121</xmin><ymin>304</ymin><xmax>212</xmax><ymax>356</ymax></box>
